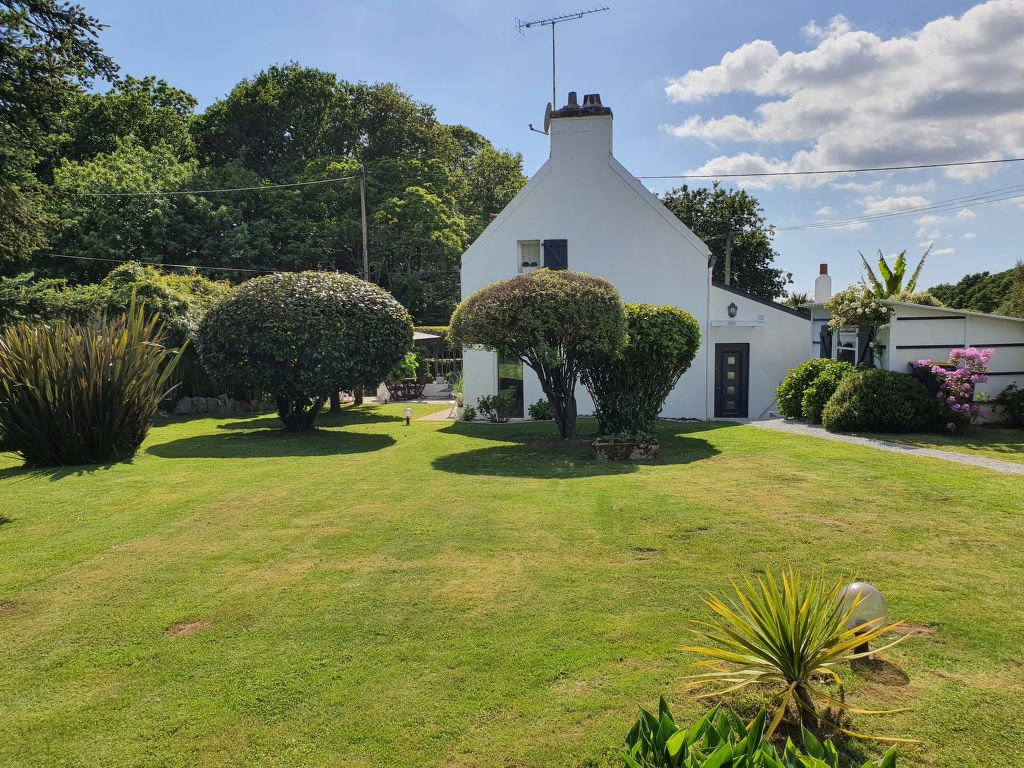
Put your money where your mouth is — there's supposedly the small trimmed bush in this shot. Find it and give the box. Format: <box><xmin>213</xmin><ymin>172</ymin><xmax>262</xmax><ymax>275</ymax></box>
<box><xmin>800</xmin><ymin>361</ymin><xmax>855</xmax><ymax>424</ymax></box>
<box><xmin>0</xmin><ymin>302</ymin><xmax>183</xmax><ymax>465</ymax></box>
<box><xmin>776</xmin><ymin>358</ymin><xmax>838</xmax><ymax>419</ymax></box>
<box><xmin>582</xmin><ymin>303</ymin><xmax>701</xmax><ymax>436</ymax></box>
<box><xmin>995</xmin><ymin>383</ymin><xmax>1024</xmax><ymax>428</ymax></box>
<box><xmin>476</xmin><ymin>389</ymin><xmax>517</xmax><ymax>423</ymax></box>
<box><xmin>822</xmin><ymin>369</ymin><xmax>936</xmax><ymax>433</ymax></box>
<box><xmin>461</xmin><ymin>405</ymin><xmax>477</xmax><ymax>422</ymax></box>
<box><xmin>527</xmin><ymin>398</ymin><xmax>554</xmax><ymax>420</ymax></box>
<box><xmin>198</xmin><ymin>271</ymin><xmax>412</xmax><ymax>430</ymax></box>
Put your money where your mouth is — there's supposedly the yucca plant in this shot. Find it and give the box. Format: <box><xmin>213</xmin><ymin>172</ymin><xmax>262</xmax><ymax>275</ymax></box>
<box><xmin>681</xmin><ymin>568</ymin><xmax>913</xmax><ymax>742</ymax></box>
<box><xmin>859</xmin><ymin>247</ymin><xmax>930</xmax><ymax>299</ymax></box>
<box><xmin>0</xmin><ymin>299</ymin><xmax>183</xmax><ymax>465</ymax></box>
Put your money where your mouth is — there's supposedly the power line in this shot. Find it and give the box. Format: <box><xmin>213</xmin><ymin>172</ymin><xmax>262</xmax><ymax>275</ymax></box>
<box><xmin>64</xmin><ymin>174</ymin><xmax>360</xmax><ymax>197</ymax></box>
<box><xmin>637</xmin><ymin>156</ymin><xmax>1024</xmax><ymax>180</ymax></box>
<box><xmin>777</xmin><ymin>184</ymin><xmax>1024</xmax><ymax>232</ymax></box>
<box><xmin>40</xmin><ymin>253</ymin><xmax>280</xmax><ymax>273</ymax></box>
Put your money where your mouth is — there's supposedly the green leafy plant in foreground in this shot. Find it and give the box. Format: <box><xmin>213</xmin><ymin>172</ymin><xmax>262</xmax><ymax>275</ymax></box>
<box><xmin>0</xmin><ymin>299</ymin><xmax>183</xmax><ymax>465</ymax></box>
<box><xmin>623</xmin><ymin>698</ymin><xmax>896</xmax><ymax>768</ymax></box>
<box><xmin>681</xmin><ymin>568</ymin><xmax>914</xmax><ymax>742</ymax></box>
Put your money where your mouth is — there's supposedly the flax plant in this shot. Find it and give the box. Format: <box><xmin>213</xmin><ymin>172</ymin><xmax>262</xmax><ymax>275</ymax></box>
<box><xmin>681</xmin><ymin>567</ymin><xmax>914</xmax><ymax>742</ymax></box>
<box><xmin>0</xmin><ymin>298</ymin><xmax>183</xmax><ymax>465</ymax></box>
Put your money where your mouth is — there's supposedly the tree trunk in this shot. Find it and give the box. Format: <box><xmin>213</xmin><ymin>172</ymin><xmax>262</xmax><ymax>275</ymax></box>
<box><xmin>354</xmin><ymin>386</ymin><xmax>364</xmax><ymax>406</ymax></box>
<box><xmin>329</xmin><ymin>392</ymin><xmax>341</xmax><ymax>414</ymax></box>
<box><xmin>535</xmin><ymin>365</ymin><xmax>578</xmax><ymax>440</ymax></box>
<box><xmin>795</xmin><ymin>684</ymin><xmax>818</xmax><ymax>730</ymax></box>
<box><xmin>275</xmin><ymin>395</ymin><xmax>325</xmax><ymax>431</ymax></box>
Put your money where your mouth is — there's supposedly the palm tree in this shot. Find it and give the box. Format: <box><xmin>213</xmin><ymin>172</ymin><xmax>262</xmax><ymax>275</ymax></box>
<box><xmin>860</xmin><ymin>245</ymin><xmax>931</xmax><ymax>298</ymax></box>
<box><xmin>783</xmin><ymin>291</ymin><xmax>811</xmax><ymax>308</ymax></box>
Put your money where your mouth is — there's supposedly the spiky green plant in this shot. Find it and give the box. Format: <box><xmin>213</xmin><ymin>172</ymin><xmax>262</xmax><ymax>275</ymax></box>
<box><xmin>860</xmin><ymin>247</ymin><xmax>930</xmax><ymax>299</ymax></box>
<box><xmin>681</xmin><ymin>568</ymin><xmax>914</xmax><ymax>742</ymax></box>
<box><xmin>0</xmin><ymin>299</ymin><xmax>183</xmax><ymax>465</ymax></box>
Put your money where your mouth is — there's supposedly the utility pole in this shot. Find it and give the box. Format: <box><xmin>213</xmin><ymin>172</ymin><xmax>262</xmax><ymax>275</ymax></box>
<box><xmin>516</xmin><ymin>7</ymin><xmax>609</xmax><ymax>112</ymax></box>
<box><xmin>724</xmin><ymin>230</ymin><xmax>734</xmax><ymax>286</ymax></box>
<box><xmin>362</xmin><ymin>165</ymin><xmax>374</xmax><ymax>282</ymax></box>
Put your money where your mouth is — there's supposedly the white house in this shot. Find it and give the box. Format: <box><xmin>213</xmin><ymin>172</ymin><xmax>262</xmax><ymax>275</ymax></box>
<box><xmin>460</xmin><ymin>92</ymin><xmax>810</xmax><ymax>421</ymax></box>
<box><xmin>806</xmin><ymin>268</ymin><xmax>1024</xmax><ymax>406</ymax></box>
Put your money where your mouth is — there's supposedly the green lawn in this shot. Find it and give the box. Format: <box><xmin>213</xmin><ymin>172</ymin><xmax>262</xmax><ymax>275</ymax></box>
<box><xmin>862</xmin><ymin>425</ymin><xmax>1024</xmax><ymax>466</ymax></box>
<box><xmin>2</xmin><ymin>405</ymin><xmax>1023</xmax><ymax>767</ymax></box>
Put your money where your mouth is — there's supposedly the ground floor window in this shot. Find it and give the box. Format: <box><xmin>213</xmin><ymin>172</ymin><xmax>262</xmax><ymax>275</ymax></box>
<box><xmin>497</xmin><ymin>354</ymin><xmax>524</xmax><ymax>418</ymax></box>
<box><xmin>836</xmin><ymin>329</ymin><xmax>859</xmax><ymax>365</ymax></box>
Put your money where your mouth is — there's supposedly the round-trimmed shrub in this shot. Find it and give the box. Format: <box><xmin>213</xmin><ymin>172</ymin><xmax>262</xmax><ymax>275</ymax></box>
<box><xmin>821</xmin><ymin>369</ymin><xmax>937</xmax><ymax>433</ymax></box>
<box><xmin>776</xmin><ymin>358</ymin><xmax>841</xmax><ymax>419</ymax></box>
<box><xmin>800</xmin><ymin>361</ymin><xmax>855</xmax><ymax>424</ymax></box>
<box><xmin>197</xmin><ymin>271</ymin><xmax>412</xmax><ymax>430</ymax></box>
<box><xmin>450</xmin><ymin>269</ymin><xmax>625</xmax><ymax>439</ymax></box>
<box><xmin>582</xmin><ymin>303</ymin><xmax>701</xmax><ymax>436</ymax></box>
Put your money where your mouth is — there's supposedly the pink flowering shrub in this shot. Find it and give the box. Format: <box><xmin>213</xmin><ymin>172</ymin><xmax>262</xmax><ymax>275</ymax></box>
<box><xmin>913</xmin><ymin>347</ymin><xmax>994</xmax><ymax>433</ymax></box>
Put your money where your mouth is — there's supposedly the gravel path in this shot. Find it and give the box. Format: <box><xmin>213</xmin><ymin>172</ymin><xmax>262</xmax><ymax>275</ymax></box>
<box><xmin>750</xmin><ymin>418</ymin><xmax>1024</xmax><ymax>476</ymax></box>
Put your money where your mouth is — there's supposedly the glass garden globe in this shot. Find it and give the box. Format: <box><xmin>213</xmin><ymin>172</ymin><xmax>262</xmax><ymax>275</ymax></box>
<box><xmin>840</xmin><ymin>581</ymin><xmax>887</xmax><ymax>632</ymax></box>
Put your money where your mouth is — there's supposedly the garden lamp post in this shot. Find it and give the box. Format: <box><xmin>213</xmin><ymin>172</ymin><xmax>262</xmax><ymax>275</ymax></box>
<box><xmin>404</xmin><ymin>407</ymin><xmax>413</xmax><ymax>426</ymax></box>
<box><xmin>840</xmin><ymin>581</ymin><xmax>888</xmax><ymax>654</ymax></box>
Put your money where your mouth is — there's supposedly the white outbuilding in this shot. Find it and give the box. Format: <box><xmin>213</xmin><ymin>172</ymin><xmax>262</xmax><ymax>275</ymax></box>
<box><xmin>459</xmin><ymin>92</ymin><xmax>809</xmax><ymax>421</ymax></box>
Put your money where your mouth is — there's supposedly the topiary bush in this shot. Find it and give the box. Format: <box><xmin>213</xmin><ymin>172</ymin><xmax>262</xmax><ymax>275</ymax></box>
<box><xmin>582</xmin><ymin>303</ymin><xmax>701</xmax><ymax>436</ymax></box>
<box><xmin>450</xmin><ymin>269</ymin><xmax>625</xmax><ymax>439</ymax></box>
<box><xmin>800</xmin><ymin>361</ymin><xmax>855</xmax><ymax>424</ymax></box>
<box><xmin>0</xmin><ymin>301</ymin><xmax>183</xmax><ymax>465</ymax></box>
<box><xmin>197</xmin><ymin>271</ymin><xmax>412</xmax><ymax>430</ymax></box>
<box><xmin>821</xmin><ymin>369</ymin><xmax>937</xmax><ymax>433</ymax></box>
<box><xmin>995</xmin><ymin>383</ymin><xmax>1024</xmax><ymax>428</ymax></box>
<box><xmin>776</xmin><ymin>358</ymin><xmax>841</xmax><ymax>419</ymax></box>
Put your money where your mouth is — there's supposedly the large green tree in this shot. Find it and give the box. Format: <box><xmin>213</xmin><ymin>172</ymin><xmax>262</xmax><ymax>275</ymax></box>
<box><xmin>0</xmin><ymin>0</ymin><xmax>116</xmax><ymax>269</ymax></box>
<box><xmin>930</xmin><ymin>267</ymin><xmax>1019</xmax><ymax>314</ymax></box>
<box><xmin>660</xmin><ymin>182</ymin><xmax>791</xmax><ymax>299</ymax></box>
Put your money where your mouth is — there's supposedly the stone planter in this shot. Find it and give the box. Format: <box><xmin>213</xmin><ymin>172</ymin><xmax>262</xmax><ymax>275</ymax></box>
<box><xmin>456</xmin><ymin>393</ymin><xmax>464</xmax><ymax>407</ymax></box>
<box><xmin>592</xmin><ymin>436</ymin><xmax>661</xmax><ymax>461</ymax></box>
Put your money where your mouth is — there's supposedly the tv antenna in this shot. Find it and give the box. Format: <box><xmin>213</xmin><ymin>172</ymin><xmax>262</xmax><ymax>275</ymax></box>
<box><xmin>516</xmin><ymin>7</ymin><xmax>609</xmax><ymax>123</ymax></box>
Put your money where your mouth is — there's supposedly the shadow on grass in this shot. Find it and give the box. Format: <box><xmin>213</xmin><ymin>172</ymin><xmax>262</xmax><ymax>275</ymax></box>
<box><xmin>0</xmin><ymin>456</ymin><xmax>132</xmax><ymax>482</ymax></box>
<box><xmin>431</xmin><ymin>430</ymin><xmax>721</xmax><ymax>479</ymax></box>
<box><xmin>214</xmin><ymin>405</ymin><xmax>404</xmax><ymax>431</ymax></box>
<box><xmin>146</xmin><ymin>428</ymin><xmax>395</xmax><ymax>459</ymax></box>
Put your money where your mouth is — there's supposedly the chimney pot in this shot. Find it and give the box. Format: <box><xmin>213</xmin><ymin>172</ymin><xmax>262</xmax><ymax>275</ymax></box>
<box><xmin>567</xmin><ymin>91</ymin><xmax>578</xmax><ymax>108</ymax></box>
<box><xmin>819</xmin><ymin>263</ymin><xmax>828</xmax><ymax>275</ymax></box>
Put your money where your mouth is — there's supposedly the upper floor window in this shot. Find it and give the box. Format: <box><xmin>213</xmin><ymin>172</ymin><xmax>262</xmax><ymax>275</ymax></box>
<box><xmin>518</xmin><ymin>240</ymin><xmax>540</xmax><ymax>272</ymax></box>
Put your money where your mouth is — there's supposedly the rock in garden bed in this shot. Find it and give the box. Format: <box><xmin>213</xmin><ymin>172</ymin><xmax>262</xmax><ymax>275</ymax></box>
<box><xmin>592</xmin><ymin>435</ymin><xmax>661</xmax><ymax>461</ymax></box>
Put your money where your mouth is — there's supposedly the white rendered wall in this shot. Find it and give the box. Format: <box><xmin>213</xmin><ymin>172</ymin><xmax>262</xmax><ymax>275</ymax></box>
<box><xmin>708</xmin><ymin>287</ymin><xmax>811</xmax><ymax>420</ymax></box>
<box><xmin>460</xmin><ymin>112</ymin><xmax>713</xmax><ymax>419</ymax></box>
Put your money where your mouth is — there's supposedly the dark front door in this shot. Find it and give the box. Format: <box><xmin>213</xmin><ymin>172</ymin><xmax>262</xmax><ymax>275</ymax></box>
<box><xmin>715</xmin><ymin>343</ymin><xmax>749</xmax><ymax>418</ymax></box>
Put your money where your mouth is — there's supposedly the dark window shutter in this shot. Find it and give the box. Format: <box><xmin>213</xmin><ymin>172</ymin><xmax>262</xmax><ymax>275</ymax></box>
<box><xmin>542</xmin><ymin>239</ymin><xmax>568</xmax><ymax>270</ymax></box>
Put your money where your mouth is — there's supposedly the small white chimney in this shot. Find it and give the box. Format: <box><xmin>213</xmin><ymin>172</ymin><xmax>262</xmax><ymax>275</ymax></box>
<box><xmin>814</xmin><ymin>263</ymin><xmax>832</xmax><ymax>303</ymax></box>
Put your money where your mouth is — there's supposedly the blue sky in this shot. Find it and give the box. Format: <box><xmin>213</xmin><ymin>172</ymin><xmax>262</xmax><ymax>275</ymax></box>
<box><xmin>82</xmin><ymin>0</ymin><xmax>1024</xmax><ymax>294</ymax></box>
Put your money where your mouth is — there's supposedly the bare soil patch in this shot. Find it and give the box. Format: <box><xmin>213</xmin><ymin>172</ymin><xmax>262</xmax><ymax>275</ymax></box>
<box><xmin>165</xmin><ymin>619</ymin><xmax>214</xmax><ymax>638</ymax></box>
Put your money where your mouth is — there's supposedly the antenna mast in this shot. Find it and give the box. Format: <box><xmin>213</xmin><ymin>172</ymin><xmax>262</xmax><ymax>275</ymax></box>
<box><xmin>516</xmin><ymin>7</ymin><xmax>609</xmax><ymax>110</ymax></box>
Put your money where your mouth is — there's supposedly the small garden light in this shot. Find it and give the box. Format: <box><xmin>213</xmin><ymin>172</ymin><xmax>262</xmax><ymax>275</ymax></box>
<box><xmin>840</xmin><ymin>581</ymin><xmax>888</xmax><ymax>653</ymax></box>
<box><xmin>403</xmin><ymin>407</ymin><xmax>413</xmax><ymax>426</ymax></box>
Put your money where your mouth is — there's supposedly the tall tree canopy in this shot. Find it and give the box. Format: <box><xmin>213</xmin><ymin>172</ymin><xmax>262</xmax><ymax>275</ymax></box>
<box><xmin>36</xmin><ymin>62</ymin><xmax>526</xmax><ymax>322</ymax></box>
<box><xmin>0</xmin><ymin>0</ymin><xmax>116</xmax><ymax>267</ymax></box>
<box><xmin>660</xmin><ymin>182</ymin><xmax>791</xmax><ymax>300</ymax></box>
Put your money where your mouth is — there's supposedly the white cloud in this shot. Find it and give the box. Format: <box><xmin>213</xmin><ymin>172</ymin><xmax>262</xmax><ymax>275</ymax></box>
<box><xmin>932</xmin><ymin>247</ymin><xmax>957</xmax><ymax>256</ymax></box>
<box><xmin>963</xmin><ymin>231</ymin><xmax>977</xmax><ymax>239</ymax></box>
<box><xmin>914</xmin><ymin>214</ymin><xmax>947</xmax><ymax>226</ymax></box>
<box><xmin>955</xmin><ymin>208</ymin><xmax>977</xmax><ymax>219</ymax></box>
<box><xmin>666</xmin><ymin>1</ymin><xmax>1024</xmax><ymax>187</ymax></box>
<box><xmin>815</xmin><ymin>205</ymin><xmax>836</xmax><ymax>216</ymax></box>
<box><xmin>861</xmin><ymin>195</ymin><xmax>930</xmax><ymax>215</ymax></box>
<box><xmin>833</xmin><ymin>221</ymin><xmax>869</xmax><ymax>231</ymax></box>
<box><xmin>803</xmin><ymin>15</ymin><xmax>854</xmax><ymax>42</ymax></box>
